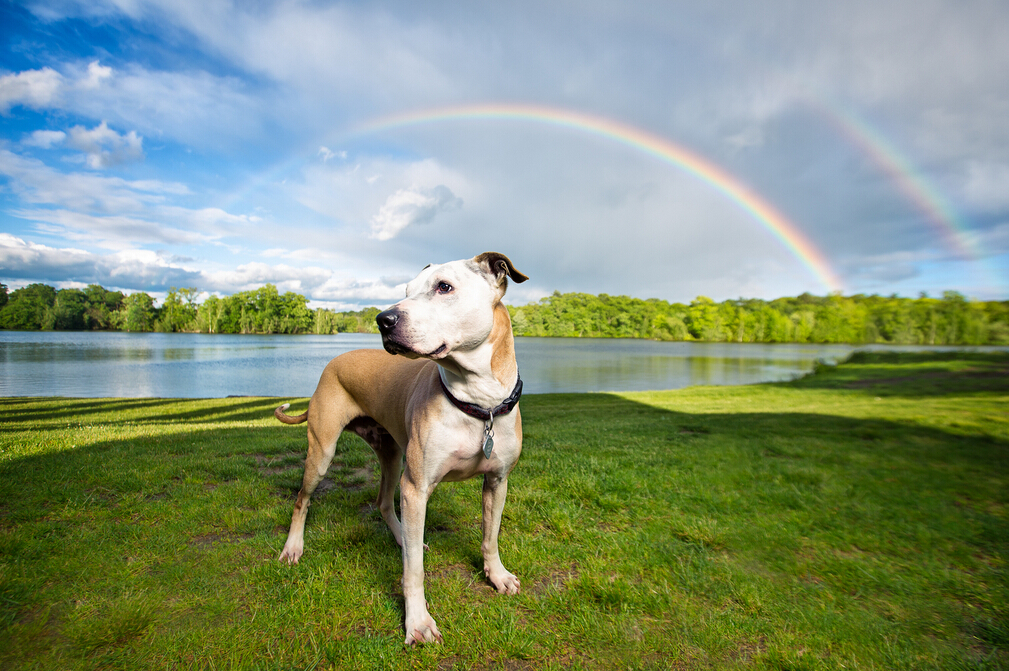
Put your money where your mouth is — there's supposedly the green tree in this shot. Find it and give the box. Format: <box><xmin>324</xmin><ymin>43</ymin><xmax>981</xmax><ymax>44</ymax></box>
<box><xmin>790</xmin><ymin>310</ymin><xmax>816</xmax><ymax>342</ymax></box>
<box><xmin>194</xmin><ymin>295</ymin><xmax>226</xmax><ymax>333</ymax></box>
<box><xmin>685</xmin><ymin>297</ymin><xmax>718</xmax><ymax>340</ymax></box>
<box><xmin>44</xmin><ymin>288</ymin><xmax>88</xmax><ymax>330</ymax></box>
<box><xmin>983</xmin><ymin>301</ymin><xmax>1009</xmax><ymax>344</ymax></box>
<box><xmin>114</xmin><ymin>292</ymin><xmax>157</xmax><ymax>332</ymax></box>
<box><xmin>275</xmin><ymin>291</ymin><xmax>313</xmax><ymax>333</ymax></box>
<box><xmin>157</xmin><ymin>287</ymin><xmax>199</xmax><ymax>332</ymax></box>
<box><xmin>650</xmin><ymin>312</ymin><xmax>690</xmax><ymax>341</ymax></box>
<box><xmin>207</xmin><ymin>284</ymin><xmax>317</xmax><ymax>334</ymax></box>
<box><xmin>83</xmin><ymin>284</ymin><xmax>125</xmax><ymax>330</ymax></box>
<box><xmin>314</xmin><ymin>307</ymin><xmax>381</xmax><ymax>334</ymax></box>
<box><xmin>0</xmin><ymin>283</ymin><xmax>57</xmax><ymax>330</ymax></box>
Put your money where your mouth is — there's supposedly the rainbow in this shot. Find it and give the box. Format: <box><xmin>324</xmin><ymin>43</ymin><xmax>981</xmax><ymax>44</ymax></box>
<box><xmin>811</xmin><ymin>101</ymin><xmax>982</xmax><ymax>261</ymax></box>
<box><xmin>353</xmin><ymin>103</ymin><xmax>843</xmax><ymax>293</ymax></box>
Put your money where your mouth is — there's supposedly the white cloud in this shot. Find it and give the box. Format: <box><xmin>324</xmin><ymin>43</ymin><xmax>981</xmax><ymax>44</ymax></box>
<box><xmin>369</xmin><ymin>185</ymin><xmax>462</xmax><ymax>241</ymax></box>
<box><xmin>12</xmin><ymin>208</ymin><xmax>211</xmax><ymax>249</ymax></box>
<box><xmin>318</xmin><ymin>146</ymin><xmax>345</xmax><ymax>162</ymax></box>
<box><xmin>0</xmin><ymin>60</ymin><xmax>265</xmax><ymax>153</ymax></box>
<box><xmin>157</xmin><ymin>206</ymin><xmax>261</xmax><ymax>234</ymax></box>
<box><xmin>310</xmin><ymin>275</ymin><xmax>406</xmax><ymax>303</ymax></box>
<box><xmin>91</xmin><ymin>65</ymin><xmax>267</xmax><ymax>150</ymax></box>
<box><xmin>0</xmin><ymin>149</ymin><xmax>191</xmax><ymax>216</ymax></box>
<box><xmin>297</xmin><ymin>156</ymin><xmax>470</xmax><ymax>233</ymax></box>
<box><xmin>22</xmin><ymin>130</ymin><xmax>67</xmax><ymax>148</ymax></box>
<box><xmin>0</xmin><ymin>149</ymin><xmax>183</xmax><ymax>212</ymax></box>
<box><xmin>82</xmin><ymin>60</ymin><xmax>113</xmax><ymax>89</ymax></box>
<box><xmin>0</xmin><ymin>61</ymin><xmax>110</xmax><ymax>115</ymax></box>
<box><xmin>201</xmin><ymin>262</ymin><xmax>331</xmax><ymax>294</ymax></box>
<box><xmin>143</xmin><ymin>0</ymin><xmax>458</xmax><ymax>108</ymax></box>
<box><xmin>0</xmin><ymin>232</ymin><xmax>89</xmax><ymax>267</ymax></box>
<box><xmin>0</xmin><ymin>232</ymin><xmax>200</xmax><ymax>289</ymax></box>
<box><xmin>0</xmin><ymin>67</ymin><xmax>63</xmax><ymax>111</ymax></box>
<box><xmin>0</xmin><ymin>149</ymin><xmax>276</xmax><ymax>253</ymax></box>
<box><xmin>67</xmin><ymin>121</ymin><xmax>144</xmax><ymax>169</ymax></box>
<box><xmin>0</xmin><ymin>232</ymin><xmax>355</xmax><ymax>296</ymax></box>
<box><xmin>261</xmin><ymin>246</ymin><xmax>352</xmax><ymax>262</ymax></box>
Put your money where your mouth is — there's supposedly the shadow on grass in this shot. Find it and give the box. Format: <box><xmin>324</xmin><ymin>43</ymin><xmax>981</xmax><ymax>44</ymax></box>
<box><xmin>790</xmin><ymin>350</ymin><xmax>1009</xmax><ymax>397</ymax></box>
<box><xmin>1</xmin><ymin>384</ymin><xmax>1006</xmax><ymax>668</ymax></box>
<box><xmin>0</xmin><ymin>396</ymin><xmax>297</xmax><ymax>425</ymax></box>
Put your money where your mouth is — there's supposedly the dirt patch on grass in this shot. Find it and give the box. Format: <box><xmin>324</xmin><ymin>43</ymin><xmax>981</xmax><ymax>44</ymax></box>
<box><xmin>729</xmin><ymin>636</ymin><xmax>768</xmax><ymax>665</ymax></box>
<box><xmin>259</xmin><ymin>465</ymin><xmax>301</xmax><ymax>476</ymax></box>
<box><xmin>437</xmin><ymin>655</ymin><xmax>540</xmax><ymax>671</ymax></box>
<box><xmin>188</xmin><ymin>532</ymin><xmax>253</xmax><ymax>549</ymax></box>
<box><xmin>527</xmin><ymin>564</ymin><xmax>580</xmax><ymax>596</ymax></box>
<box><xmin>312</xmin><ymin>478</ymin><xmax>336</xmax><ymax>496</ymax></box>
<box><xmin>250</xmin><ymin>454</ymin><xmax>373</xmax><ymax>494</ymax></box>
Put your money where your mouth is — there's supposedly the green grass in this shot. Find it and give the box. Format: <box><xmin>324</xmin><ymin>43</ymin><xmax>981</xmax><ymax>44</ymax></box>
<box><xmin>1</xmin><ymin>351</ymin><xmax>1006</xmax><ymax>669</ymax></box>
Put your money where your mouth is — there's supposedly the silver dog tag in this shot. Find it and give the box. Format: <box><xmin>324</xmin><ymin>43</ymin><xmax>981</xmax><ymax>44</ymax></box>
<box><xmin>482</xmin><ymin>415</ymin><xmax>495</xmax><ymax>459</ymax></box>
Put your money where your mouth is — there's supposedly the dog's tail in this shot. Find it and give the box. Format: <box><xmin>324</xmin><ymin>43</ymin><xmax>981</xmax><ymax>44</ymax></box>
<box><xmin>274</xmin><ymin>402</ymin><xmax>309</xmax><ymax>424</ymax></box>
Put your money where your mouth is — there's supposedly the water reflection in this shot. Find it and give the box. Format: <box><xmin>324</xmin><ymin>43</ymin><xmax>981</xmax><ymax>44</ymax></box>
<box><xmin>513</xmin><ymin>338</ymin><xmax>853</xmax><ymax>393</ymax></box>
<box><xmin>0</xmin><ymin>331</ymin><xmax>999</xmax><ymax>398</ymax></box>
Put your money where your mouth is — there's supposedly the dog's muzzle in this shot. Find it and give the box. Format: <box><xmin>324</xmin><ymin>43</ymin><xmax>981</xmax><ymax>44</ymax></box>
<box><xmin>376</xmin><ymin>308</ymin><xmax>447</xmax><ymax>358</ymax></box>
<box><xmin>376</xmin><ymin>308</ymin><xmax>410</xmax><ymax>356</ymax></box>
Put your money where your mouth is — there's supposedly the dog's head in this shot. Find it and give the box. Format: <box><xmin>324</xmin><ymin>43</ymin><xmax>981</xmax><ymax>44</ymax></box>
<box><xmin>376</xmin><ymin>252</ymin><xmax>528</xmax><ymax>360</ymax></box>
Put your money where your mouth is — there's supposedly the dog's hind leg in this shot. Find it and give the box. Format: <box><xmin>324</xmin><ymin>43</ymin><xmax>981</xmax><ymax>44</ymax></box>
<box><xmin>373</xmin><ymin>435</ymin><xmax>406</xmax><ymax>547</ymax></box>
<box><xmin>347</xmin><ymin>418</ymin><xmax>405</xmax><ymax>547</ymax></box>
<box><xmin>278</xmin><ymin>421</ymin><xmax>339</xmax><ymax>564</ymax></box>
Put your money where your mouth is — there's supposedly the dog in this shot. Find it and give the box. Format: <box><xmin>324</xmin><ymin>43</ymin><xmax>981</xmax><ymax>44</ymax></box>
<box><xmin>275</xmin><ymin>252</ymin><xmax>528</xmax><ymax>645</ymax></box>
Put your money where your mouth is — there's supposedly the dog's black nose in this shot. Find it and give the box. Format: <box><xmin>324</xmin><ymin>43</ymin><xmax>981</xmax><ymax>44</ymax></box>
<box><xmin>376</xmin><ymin>309</ymin><xmax>399</xmax><ymax>334</ymax></box>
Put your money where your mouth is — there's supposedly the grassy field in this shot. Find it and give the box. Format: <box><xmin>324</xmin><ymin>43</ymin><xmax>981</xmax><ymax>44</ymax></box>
<box><xmin>1</xmin><ymin>351</ymin><xmax>1006</xmax><ymax>670</ymax></box>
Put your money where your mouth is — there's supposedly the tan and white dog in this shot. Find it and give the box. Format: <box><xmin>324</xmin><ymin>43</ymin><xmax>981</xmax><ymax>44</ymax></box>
<box><xmin>275</xmin><ymin>252</ymin><xmax>528</xmax><ymax>645</ymax></box>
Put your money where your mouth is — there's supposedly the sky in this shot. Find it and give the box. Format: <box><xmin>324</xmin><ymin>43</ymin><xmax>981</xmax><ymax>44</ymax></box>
<box><xmin>0</xmin><ymin>0</ymin><xmax>1007</xmax><ymax>310</ymax></box>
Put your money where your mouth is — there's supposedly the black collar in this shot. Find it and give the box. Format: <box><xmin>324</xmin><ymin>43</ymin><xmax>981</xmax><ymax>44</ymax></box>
<box><xmin>439</xmin><ymin>372</ymin><xmax>523</xmax><ymax>421</ymax></box>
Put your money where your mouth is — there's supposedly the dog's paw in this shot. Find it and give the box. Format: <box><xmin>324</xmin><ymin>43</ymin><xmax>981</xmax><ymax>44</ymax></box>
<box><xmin>485</xmin><ymin>566</ymin><xmax>521</xmax><ymax>595</ymax></box>
<box><xmin>278</xmin><ymin>543</ymin><xmax>303</xmax><ymax>564</ymax></box>
<box><xmin>404</xmin><ymin>614</ymin><xmax>443</xmax><ymax>645</ymax></box>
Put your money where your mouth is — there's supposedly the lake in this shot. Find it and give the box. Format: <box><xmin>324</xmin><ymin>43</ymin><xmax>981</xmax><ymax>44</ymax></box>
<box><xmin>0</xmin><ymin>331</ymin><xmax>993</xmax><ymax>398</ymax></box>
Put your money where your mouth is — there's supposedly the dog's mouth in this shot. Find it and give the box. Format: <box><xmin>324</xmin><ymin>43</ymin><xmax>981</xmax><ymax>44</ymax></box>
<box><xmin>381</xmin><ymin>338</ymin><xmax>414</xmax><ymax>357</ymax></box>
<box><xmin>382</xmin><ymin>339</ymin><xmax>448</xmax><ymax>360</ymax></box>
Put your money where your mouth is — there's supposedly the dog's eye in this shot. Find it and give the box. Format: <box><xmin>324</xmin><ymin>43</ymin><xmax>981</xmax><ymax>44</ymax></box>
<box><xmin>436</xmin><ymin>281</ymin><xmax>453</xmax><ymax>294</ymax></box>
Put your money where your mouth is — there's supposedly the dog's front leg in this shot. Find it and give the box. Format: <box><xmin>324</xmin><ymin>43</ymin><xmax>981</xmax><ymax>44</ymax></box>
<box><xmin>482</xmin><ymin>473</ymin><xmax>521</xmax><ymax>594</ymax></box>
<box><xmin>400</xmin><ymin>475</ymin><xmax>442</xmax><ymax>645</ymax></box>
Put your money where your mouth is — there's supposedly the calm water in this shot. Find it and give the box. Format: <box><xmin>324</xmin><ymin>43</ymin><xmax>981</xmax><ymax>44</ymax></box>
<box><xmin>0</xmin><ymin>331</ymin><xmax>991</xmax><ymax>398</ymax></box>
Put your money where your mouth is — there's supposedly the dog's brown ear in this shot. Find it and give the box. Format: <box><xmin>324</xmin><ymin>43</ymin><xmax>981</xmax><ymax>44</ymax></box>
<box><xmin>475</xmin><ymin>252</ymin><xmax>528</xmax><ymax>285</ymax></box>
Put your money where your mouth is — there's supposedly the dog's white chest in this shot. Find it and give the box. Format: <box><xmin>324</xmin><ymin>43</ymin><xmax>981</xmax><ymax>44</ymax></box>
<box><xmin>434</xmin><ymin>422</ymin><xmax>517</xmax><ymax>482</ymax></box>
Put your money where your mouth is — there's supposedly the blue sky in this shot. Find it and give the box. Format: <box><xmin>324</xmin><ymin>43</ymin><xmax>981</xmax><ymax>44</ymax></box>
<box><xmin>1</xmin><ymin>0</ymin><xmax>1007</xmax><ymax>309</ymax></box>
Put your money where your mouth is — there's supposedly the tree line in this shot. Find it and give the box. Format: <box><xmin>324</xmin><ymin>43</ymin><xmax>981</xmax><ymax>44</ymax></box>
<box><xmin>1</xmin><ymin>281</ymin><xmax>1008</xmax><ymax>344</ymax></box>
<box><xmin>507</xmin><ymin>291</ymin><xmax>1009</xmax><ymax>345</ymax></box>
<box><xmin>0</xmin><ymin>283</ymin><xmax>379</xmax><ymax>335</ymax></box>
